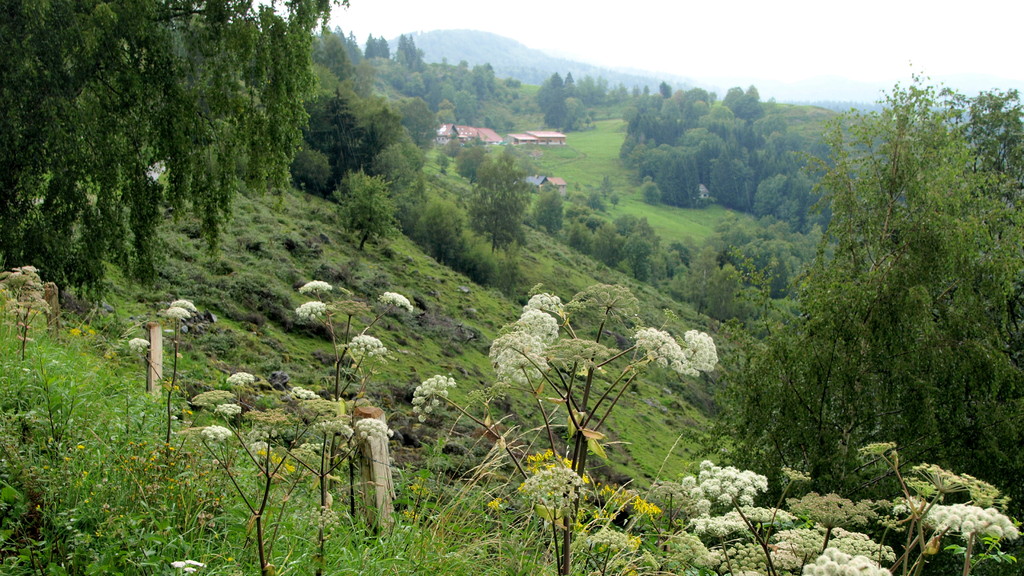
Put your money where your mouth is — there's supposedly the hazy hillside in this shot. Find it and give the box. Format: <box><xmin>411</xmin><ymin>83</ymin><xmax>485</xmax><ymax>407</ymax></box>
<box><xmin>407</xmin><ymin>29</ymin><xmax>694</xmax><ymax>91</ymax></box>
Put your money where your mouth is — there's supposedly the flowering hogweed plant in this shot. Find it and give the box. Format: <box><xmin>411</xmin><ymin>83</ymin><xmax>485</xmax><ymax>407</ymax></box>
<box><xmin>411</xmin><ymin>375</ymin><xmax>456</xmax><ymax>422</ymax></box>
<box><xmin>201</xmin><ymin>425</ymin><xmax>233</xmax><ymax>443</ymax></box>
<box><xmin>519</xmin><ymin>464</ymin><xmax>585</xmax><ymax>514</ymax></box>
<box><xmin>298</xmin><ymin>280</ymin><xmax>333</xmax><ymax>295</ymax></box>
<box><xmin>439</xmin><ymin>284</ymin><xmax>720</xmax><ymax>575</ymax></box>
<box><xmin>162</xmin><ymin>306</ymin><xmax>192</xmax><ymax>321</ymax></box>
<box><xmin>214</xmin><ymin>403</ymin><xmax>242</xmax><ymax>418</ymax></box>
<box><xmin>128</xmin><ymin>337</ymin><xmax>150</xmax><ymax>354</ymax></box>
<box><xmin>378</xmin><ymin>291</ymin><xmax>413</xmax><ymax>313</ymax></box>
<box><xmin>923</xmin><ymin>503</ymin><xmax>1019</xmax><ymax>540</ymax></box>
<box><xmin>227</xmin><ymin>371</ymin><xmax>256</xmax><ymax>387</ymax></box>
<box><xmin>802</xmin><ymin>547</ymin><xmax>891</xmax><ymax>576</ymax></box>
<box><xmin>353</xmin><ymin>418</ymin><xmax>393</xmax><ymax>443</ymax></box>
<box><xmin>348</xmin><ymin>334</ymin><xmax>389</xmax><ymax>363</ymax></box>
<box><xmin>295</xmin><ymin>300</ymin><xmax>327</xmax><ymax>322</ymax></box>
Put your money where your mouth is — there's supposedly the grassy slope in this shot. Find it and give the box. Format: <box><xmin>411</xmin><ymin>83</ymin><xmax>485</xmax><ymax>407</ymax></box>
<box><xmin>527</xmin><ymin>118</ymin><xmax>739</xmax><ymax>245</ymax></box>
<box><xmin>95</xmin><ymin>175</ymin><xmax>719</xmax><ymax>486</ymax></box>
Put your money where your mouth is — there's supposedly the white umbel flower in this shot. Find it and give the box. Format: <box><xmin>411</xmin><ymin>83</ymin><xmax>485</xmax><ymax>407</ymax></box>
<box><xmin>162</xmin><ymin>306</ymin><xmax>192</xmax><ymax>321</ymax></box>
<box><xmin>214</xmin><ymin>403</ymin><xmax>242</xmax><ymax>418</ymax></box>
<box><xmin>353</xmin><ymin>418</ymin><xmax>393</xmax><ymax>443</ymax></box>
<box><xmin>412</xmin><ymin>375</ymin><xmax>457</xmax><ymax>422</ymax></box>
<box><xmin>802</xmin><ymin>547</ymin><xmax>890</xmax><ymax>576</ymax></box>
<box><xmin>349</xmin><ymin>334</ymin><xmax>389</xmax><ymax>362</ymax></box>
<box><xmin>201</xmin><ymin>425</ymin><xmax>233</xmax><ymax>443</ymax></box>
<box><xmin>299</xmin><ymin>280</ymin><xmax>333</xmax><ymax>295</ymax></box>
<box><xmin>291</xmin><ymin>386</ymin><xmax>319</xmax><ymax>400</ymax></box>
<box><xmin>519</xmin><ymin>465</ymin><xmax>584</xmax><ymax>511</ymax></box>
<box><xmin>226</xmin><ymin>372</ymin><xmax>256</xmax><ymax>386</ymax></box>
<box><xmin>516</xmin><ymin>309</ymin><xmax>559</xmax><ymax>343</ymax></box>
<box><xmin>128</xmin><ymin>338</ymin><xmax>150</xmax><ymax>354</ymax></box>
<box><xmin>924</xmin><ymin>503</ymin><xmax>1020</xmax><ymax>540</ymax></box>
<box><xmin>684</xmin><ymin>330</ymin><xmax>718</xmax><ymax>372</ymax></box>
<box><xmin>379</xmin><ymin>291</ymin><xmax>414</xmax><ymax>313</ymax></box>
<box><xmin>169</xmin><ymin>299</ymin><xmax>198</xmax><ymax>313</ymax></box>
<box><xmin>523</xmin><ymin>292</ymin><xmax>563</xmax><ymax>316</ymax></box>
<box><xmin>296</xmin><ymin>301</ymin><xmax>328</xmax><ymax>321</ymax></box>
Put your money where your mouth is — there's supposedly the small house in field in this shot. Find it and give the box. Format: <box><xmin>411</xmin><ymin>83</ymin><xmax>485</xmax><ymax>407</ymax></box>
<box><xmin>508</xmin><ymin>133</ymin><xmax>539</xmax><ymax>146</ymax></box>
<box><xmin>546</xmin><ymin>177</ymin><xmax>568</xmax><ymax>196</ymax></box>
<box><xmin>525</xmin><ymin>175</ymin><xmax>569</xmax><ymax>196</ymax></box>
<box><xmin>436</xmin><ymin>124</ymin><xmax>504</xmax><ymax>146</ymax></box>
<box><xmin>508</xmin><ymin>130</ymin><xmax>567</xmax><ymax>146</ymax></box>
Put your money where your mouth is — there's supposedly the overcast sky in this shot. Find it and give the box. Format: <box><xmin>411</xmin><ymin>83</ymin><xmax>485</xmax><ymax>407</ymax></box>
<box><xmin>329</xmin><ymin>0</ymin><xmax>1024</xmax><ymax>91</ymax></box>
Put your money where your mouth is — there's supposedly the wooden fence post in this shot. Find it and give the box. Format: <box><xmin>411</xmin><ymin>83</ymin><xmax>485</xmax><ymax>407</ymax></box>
<box><xmin>43</xmin><ymin>282</ymin><xmax>59</xmax><ymax>334</ymax></box>
<box><xmin>354</xmin><ymin>406</ymin><xmax>395</xmax><ymax>528</ymax></box>
<box><xmin>146</xmin><ymin>322</ymin><xmax>163</xmax><ymax>395</ymax></box>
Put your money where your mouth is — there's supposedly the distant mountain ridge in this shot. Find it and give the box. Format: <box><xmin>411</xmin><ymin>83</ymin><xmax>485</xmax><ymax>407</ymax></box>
<box><xmin>401</xmin><ymin>30</ymin><xmax>1024</xmax><ymax>105</ymax></box>
<box><xmin>407</xmin><ymin>29</ymin><xmax>692</xmax><ymax>91</ymax></box>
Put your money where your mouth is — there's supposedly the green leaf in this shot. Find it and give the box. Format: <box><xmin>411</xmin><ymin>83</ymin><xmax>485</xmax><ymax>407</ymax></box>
<box><xmin>587</xmin><ymin>436</ymin><xmax>608</xmax><ymax>460</ymax></box>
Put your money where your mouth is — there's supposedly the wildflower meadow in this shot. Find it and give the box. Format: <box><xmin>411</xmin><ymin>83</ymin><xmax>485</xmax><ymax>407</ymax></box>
<box><xmin>0</xmin><ymin>268</ymin><xmax>1019</xmax><ymax>575</ymax></box>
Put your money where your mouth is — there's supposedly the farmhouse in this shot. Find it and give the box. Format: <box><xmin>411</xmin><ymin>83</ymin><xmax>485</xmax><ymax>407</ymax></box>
<box><xmin>507</xmin><ymin>130</ymin><xmax>567</xmax><ymax>146</ymax></box>
<box><xmin>525</xmin><ymin>175</ymin><xmax>569</xmax><ymax>196</ymax></box>
<box><xmin>436</xmin><ymin>124</ymin><xmax>504</xmax><ymax>145</ymax></box>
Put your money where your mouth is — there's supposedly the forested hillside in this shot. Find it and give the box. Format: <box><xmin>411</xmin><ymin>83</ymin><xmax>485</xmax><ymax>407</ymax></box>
<box><xmin>2</xmin><ymin>11</ymin><xmax>1023</xmax><ymax>576</ymax></box>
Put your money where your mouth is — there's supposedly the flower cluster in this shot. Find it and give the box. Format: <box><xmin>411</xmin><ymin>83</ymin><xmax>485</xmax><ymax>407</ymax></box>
<box><xmin>490</xmin><ymin>330</ymin><xmax>549</xmax><ymax>386</ymax></box>
<box><xmin>586</xmin><ymin>526</ymin><xmax>639</xmax><ymax>554</ymax></box>
<box><xmin>523</xmin><ymin>292</ymin><xmax>563</xmax><ymax>316</ymax></box>
<box><xmin>349</xmin><ymin>334</ymin><xmax>389</xmax><ymax>363</ymax></box>
<box><xmin>379</xmin><ymin>291</ymin><xmax>414</xmax><ymax>313</ymax></box>
<box><xmin>295</xmin><ymin>301</ymin><xmax>327</xmax><ymax>322</ymax></box>
<box><xmin>214</xmin><ymin>403</ymin><xmax>242</xmax><ymax>418</ymax></box>
<box><xmin>923</xmin><ymin>503</ymin><xmax>1020</xmax><ymax>540</ymax></box>
<box><xmin>201</xmin><ymin>425</ymin><xmax>233</xmax><ymax>443</ymax></box>
<box><xmin>353</xmin><ymin>418</ymin><xmax>393</xmax><ymax>443</ymax></box>
<box><xmin>634</xmin><ymin>328</ymin><xmax>695</xmax><ymax>376</ymax></box>
<box><xmin>772</xmin><ymin>529</ymin><xmax>828</xmax><ymax>570</ymax></box>
<box><xmin>170</xmin><ymin>299</ymin><xmax>198</xmax><ymax>314</ymax></box>
<box><xmin>802</xmin><ymin>547</ymin><xmax>890</xmax><ymax>576</ymax></box>
<box><xmin>192</xmin><ymin>390</ymin><xmax>236</xmax><ymax>408</ymax></box>
<box><xmin>226</xmin><ymin>372</ymin><xmax>256</xmax><ymax>387</ymax></box>
<box><xmin>291</xmin><ymin>386</ymin><xmax>319</xmax><ymax>400</ymax></box>
<box><xmin>689</xmin><ymin>511</ymin><xmax>752</xmax><ymax>538</ymax></box>
<box><xmin>317</xmin><ymin>419</ymin><xmax>353</xmax><ymax>438</ymax></box>
<box><xmin>683</xmin><ymin>330</ymin><xmax>718</xmax><ymax>372</ymax></box>
<box><xmin>705</xmin><ymin>542</ymin><xmax>767</xmax><ymax>574</ymax></box>
<box><xmin>162</xmin><ymin>306</ymin><xmax>192</xmax><ymax>321</ymax></box>
<box><xmin>519</xmin><ymin>465</ymin><xmax>585</xmax><ymax>512</ymax></box>
<box><xmin>693</xmin><ymin>460</ymin><xmax>768</xmax><ymax>511</ymax></box>
<box><xmin>664</xmin><ymin>532</ymin><xmax>711</xmax><ymax>566</ymax></box>
<box><xmin>634</xmin><ymin>327</ymin><xmax>718</xmax><ymax>376</ymax></box>
<box><xmin>516</xmin><ymin>308</ymin><xmax>559</xmax><ymax>343</ymax></box>
<box><xmin>787</xmin><ymin>492</ymin><xmax>877</xmax><ymax>529</ymax></box>
<box><xmin>299</xmin><ymin>280</ymin><xmax>333</xmax><ymax>295</ymax></box>
<box><xmin>128</xmin><ymin>338</ymin><xmax>150</xmax><ymax>354</ymax></box>
<box><xmin>827</xmin><ymin>528</ymin><xmax>895</xmax><ymax>563</ymax></box>
<box><xmin>412</xmin><ymin>375</ymin><xmax>457</xmax><ymax>422</ymax></box>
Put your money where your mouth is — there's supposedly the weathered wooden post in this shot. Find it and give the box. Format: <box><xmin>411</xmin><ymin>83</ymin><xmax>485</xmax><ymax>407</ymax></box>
<box><xmin>146</xmin><ymin>322</ymin><xmax>163</xmax><ymax>395</ymax></box>
<box><xmin>354</xmin><ymin>405</ymin><xmax>395</xmax><ymax>528</ymax></box>
<box><xmin>43</xmin><ymin>282</ymin><xmax>59</xmax><ymax>334</ymax></box>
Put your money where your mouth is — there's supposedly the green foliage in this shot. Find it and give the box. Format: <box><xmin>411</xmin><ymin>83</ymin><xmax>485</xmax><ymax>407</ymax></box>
<box><xmin>336</xmin><ymin>172</ymin><xmax>397</xmax><ymax>251</ymax></box>
<box><xmin>469</xmin><ymin>153</ymin><xmax>532</xmax><ymax>252</ymax></box>
<box><xmin>722</xmin><ymin>81</ymin><xmax>1024</xmax><ymax>509</ymax></box>
<box><xmin>0</xmin><ymin>0</ymin><xmax>333</xmax><ymax>290</ymax></box>
<box><xmin>533</xmin><ymin>187</ymin><xmax>565</xmax><ymax>234</ymax></box>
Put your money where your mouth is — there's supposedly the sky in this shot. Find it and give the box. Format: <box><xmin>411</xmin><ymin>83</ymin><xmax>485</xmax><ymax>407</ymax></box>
<box><xmin>329</xmin><ymin>0</ymin><xmax>1024</xmax><ymax>94</ymax></box>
